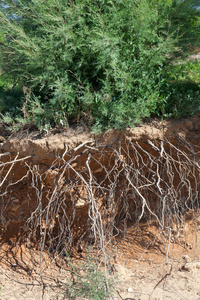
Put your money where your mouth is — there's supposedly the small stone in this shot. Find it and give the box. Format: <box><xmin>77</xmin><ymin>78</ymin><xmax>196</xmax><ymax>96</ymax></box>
<box><xmin>75</xmin><ymin>198</ymin><xmax>87</xmax><ymax>208</ymax></box>
<box><xmin>182</xmin><ymin>255</ymin><xmax>190</xmax><ymax>263</ymax></box>
<box><xmin>180</xmin><ymin>264</ymin><xmax>190</xmax><ymax>272</ymax></box>
<box><xmin>128</xmin><ymin>287</ymin><xmax>133</xmax><ymax>293</ymax></box>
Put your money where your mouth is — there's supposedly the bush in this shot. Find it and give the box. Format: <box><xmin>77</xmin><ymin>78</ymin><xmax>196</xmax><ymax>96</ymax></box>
<box><xmin>0</xmin><ymin>0</ymin><xmax>199</xmax><ymax>131</ymax></box>
<box><xmin>158</xmin><ymin>60</ymin><xmax>200</xmax><ymax>118</ymax></box>
<box><xmin>64</xmin><ymin>250</ymin><xmax>115</xmax><ymax>300</ymax></box>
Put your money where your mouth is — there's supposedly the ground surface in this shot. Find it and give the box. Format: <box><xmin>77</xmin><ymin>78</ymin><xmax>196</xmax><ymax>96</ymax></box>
<box><xmin>1</xmin><ymin>245</ymin><xmax>200</xmax><ymax>300</ymax></box>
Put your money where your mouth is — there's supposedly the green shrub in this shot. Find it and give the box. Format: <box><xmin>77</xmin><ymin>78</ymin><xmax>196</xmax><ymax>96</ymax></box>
<box><xmin>0</xmin><ymin>86</ymin><xmax>24</xmax><ymax>114</ymax></box>
<box><xmin>64</xmin><ymin>251</ymin><xmax>115</xmax><ymax>300</ymax></box>
<box><xmin>0</xmin><ymin>0</ymin><xmax>199</xmax><ymax>131</ymax></box>
<box><xmin>158</xmin><ymin>60</ymin><xmax>200</xmax><ymax>118</ymax></box>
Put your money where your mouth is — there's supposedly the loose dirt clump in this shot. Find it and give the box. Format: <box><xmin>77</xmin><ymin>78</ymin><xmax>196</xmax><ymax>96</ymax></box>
<box><xmin>1</xmin><ymin>115</ymin><xmax>200</xmax><ymax>299</ymax></box>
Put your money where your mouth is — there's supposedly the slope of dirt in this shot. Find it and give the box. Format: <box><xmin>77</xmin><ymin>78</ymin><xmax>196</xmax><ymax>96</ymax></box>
<box><xmin>1</xmin><ymin>114</ymin><xmax>200</xmax><ymax>299</ymax></box>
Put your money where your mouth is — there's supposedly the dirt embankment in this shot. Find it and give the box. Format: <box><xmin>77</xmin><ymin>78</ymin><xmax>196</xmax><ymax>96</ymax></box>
<box><xmin>0</xmin><ymin>119</ymin><xmax>197</xmax><ymax>208</ymax></box>
<box><xmin>1</xmin><ymin>115</ymin><xmax>200</xmax><ymax>299</ymax></box>
<box><xmin>0</xmin><ymin>115</ymin><xmax>200</xmax><ymax>246</ymax></box>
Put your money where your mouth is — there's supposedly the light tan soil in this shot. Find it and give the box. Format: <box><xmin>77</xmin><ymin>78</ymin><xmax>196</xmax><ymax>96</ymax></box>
<box><xmin>1</xmin><ymin>237</ymin><xmax>200</xmax><ymax>300</ymax></box>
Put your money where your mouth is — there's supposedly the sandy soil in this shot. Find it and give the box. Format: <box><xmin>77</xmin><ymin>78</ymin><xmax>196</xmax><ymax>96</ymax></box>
<box><xmin>0</xmin><ymin>217</ymin><xmax>200</xmax><ymax>299</ymax></box>
<box><xmin>1</xmin><ymin>252</ymin><xmax>200</xmax><ymax>299</ymax></box>
<box><xmin>114</xmin><ymin>259</ymin><xmax>200</xmax><ymax>300</ymax></box>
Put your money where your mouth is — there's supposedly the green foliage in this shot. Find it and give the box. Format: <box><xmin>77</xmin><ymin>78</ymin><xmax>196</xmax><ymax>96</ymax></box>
<box><xmin>0</xmin><ymin>85</ymin><xmax>25</xmax><ymax>132</ymax></box>
<box><xmin>0</xmin><ymin>0</ymin><xmax>199</xmax><ymax>131</ymax></box>
<box><xmin>160</xmin><ymin>0</ymin><xmax>200</xmax><ymax>50</ymax></box>
<box><xmin>170</xmin><ymin>60</ymin><xmax>200</xmax><ymax>83</ymax></box>
<box><xmin>159</xmin><ymin>60</ymin><xmax>200</xmax><ymax>118</ymax></box>
<box><xmin>64</xmin><ymin>251</ymin><xmax>115</xmax><ymax>300</ymax></box>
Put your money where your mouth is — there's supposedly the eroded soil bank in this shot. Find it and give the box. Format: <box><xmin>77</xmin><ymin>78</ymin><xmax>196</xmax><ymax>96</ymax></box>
<box><xmin>1</xmin><ymin>115</ymin><xmax>200</xmax><ymax>299</ymax></box>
